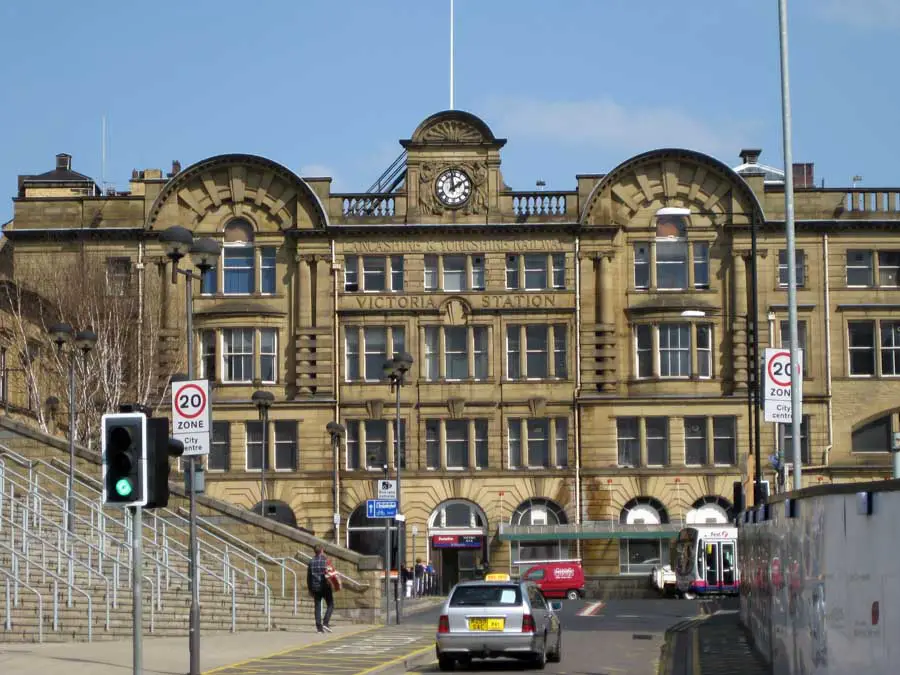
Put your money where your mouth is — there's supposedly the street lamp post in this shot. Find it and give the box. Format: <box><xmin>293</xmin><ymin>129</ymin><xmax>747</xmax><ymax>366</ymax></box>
<box><xmin>159</xmin><ymin>225</ymin><xmax>221</xmax><ymax>675</ymax></box>
<box><xmin>370</xmin><ymin>456</ymin><xmax>391</xmax><ymax>625</ymax></box>
<box><xmin>326</xmin><ymin>422</ymin><xmax>346</xmax><ymax>545</ymax></box>
<box><xmin>48</xmin><ymin>322</ymin><xmax>97</xmax><ymax>533</ymax></box>
<box><xmin>382</xmin><ymin>351</ymin><xmax>413</xmax><ymax>624</ymax></box>
<box><xmin>252</xmin><ymin>391</ymin><xmax>275</xmax><ymax>517</ymax></box>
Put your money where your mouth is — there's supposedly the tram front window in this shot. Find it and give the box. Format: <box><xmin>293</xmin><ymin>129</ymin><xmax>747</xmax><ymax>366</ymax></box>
<box><xmin>704</xmin><ymin>543</ymin><xmax>719</xmax><ymax>585</ymax></box>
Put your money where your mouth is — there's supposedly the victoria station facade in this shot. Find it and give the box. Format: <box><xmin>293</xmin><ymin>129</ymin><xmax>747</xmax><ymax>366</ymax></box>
<box><xmin>4</xmin><ymin>110</ymin><xmax>900</xmax><ymax>588</ymax></box>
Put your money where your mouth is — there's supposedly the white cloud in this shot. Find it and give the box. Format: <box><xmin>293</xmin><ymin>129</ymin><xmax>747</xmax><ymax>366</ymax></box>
<box><xmin>482</xmin><ymin>97</ymin><xmax>750</xmax><ymax>160</ymax></box>
<box><xmin>820</xmin><ymin>0</ymin><xmax>900</xmax><ymax>29</ymax></box>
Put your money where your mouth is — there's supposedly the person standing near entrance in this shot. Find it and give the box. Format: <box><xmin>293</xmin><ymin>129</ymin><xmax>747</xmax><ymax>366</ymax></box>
<box><xmin>307</xmin><ymin>545</ymin><xmax>334</xmax><ymax>633</ymax></box>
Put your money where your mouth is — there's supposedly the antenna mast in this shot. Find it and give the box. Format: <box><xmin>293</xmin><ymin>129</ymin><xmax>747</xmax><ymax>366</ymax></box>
<box><xmin>449</xmin><ymin>0</ymin><xmax>455</xmax><ymax>110</ymax></box>
<box><xmin>101</xmin><ymin>115</ymin><xmax>108</xmax><ymax>193</ymax></box>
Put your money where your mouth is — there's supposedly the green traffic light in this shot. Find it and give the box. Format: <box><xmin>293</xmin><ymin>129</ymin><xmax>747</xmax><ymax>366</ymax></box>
<box><xmin>115</xmin><ymin>478</ymin><xmax>133</xmax><ymax>497</ymax></box>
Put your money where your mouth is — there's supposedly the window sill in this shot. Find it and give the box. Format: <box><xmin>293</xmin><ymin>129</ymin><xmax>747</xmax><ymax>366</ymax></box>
<box><xmin>200</xmin><ymin>293</ymin><xmax>281</xmax><ymax>299</ymax></box>
<box><xmin>629</xmin><ymin>377</ymin><xmax>713</xmax><ymax>384</ymax></box>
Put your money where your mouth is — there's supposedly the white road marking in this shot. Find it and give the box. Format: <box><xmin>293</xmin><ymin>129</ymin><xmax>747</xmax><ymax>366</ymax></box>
<box><xmin>576</xmin><ymin>600</ymin><xmax>606</xmax><ymax>616</ymax></box>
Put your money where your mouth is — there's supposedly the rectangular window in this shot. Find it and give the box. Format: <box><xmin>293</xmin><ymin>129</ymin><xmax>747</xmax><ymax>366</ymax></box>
<box><xmin>636</xmin><ymin>325</ymin><xmax>653</xmax><ymax>378</ymax></box>
<box><xmin>106</xmin><ymin>257</ymin><xmax>132</xmax><ymax>296</ymax></box>
<box><xmin>208</xmin><ymin>421</ymin><xmax>230</xmax><ymax>471</ymax></box>
<box><xmin>473</xmin><ymin>327</ymin><xmax>489</xmax><ymax>380</ymax></box>
<box><xmin>552</xmin><ymin>254</ymin><xmax>565</xmax><ymax>289</ymax></box>
<box><xmin>656</xmin><ymin>240</ymin><xmax>688</xmax><ymax>289</ymax></box>
<box><xmin>693</xmin><ymin>242</ymin><xmax>709</xmax><ymax>289</ymax></box>
<box><xmin>425</xmin><ymin>420</ymin><xmax>440</xmax><ymax>469</ymax></box>
<box><xmin>848</xmin><ymin>321</ymin><xmax>876</xmax><ymax>376</ymax></box>
<box><xmin>779</xmin><ymin>320</ymin><xmax>808</xmax><ymax>375</ymax></box>
<box><xmin>645</xmin><ymin>417</ymin><xmax>669</xmax><ymax>466</ymax></box>
<box><xmin>879</xmin><ymin>252</ymin><xmax>900</xmax><ymax>287</ymax></box>
<box><xmin>223</xmin><ymin>246</ymin><xmax>255</xmax><ymax>294</ymax></box>
<box><xmin>392</xmin><ymin>327</ymin><xmax>405</xmax><ymax>362</ymax></box>
<box><xmin>475</xmin><ymin>420</ymin><xmax>489</xmax><ymax>469</ymax></box>
<box><xmin>555</xmin><ymin>418</ymin><xmax>568</xmax><ymax>467</ymax></box>
<box><xmin>443</xmin><ymin>255</ymin><xmax>466</xmax><ymax>292</ymax></box>
<box><xmin>424</xmin><ymin>255</ymin><xmax>438</xmax><ymax>291</ymax></box>
<box><xmin>881</xmin><ymin>321</ymin><xmax>900</xmax><ymax>376</ymax></box>
<box><xmin>505</xmin><ymin>255</ymin><xmax>519</xmax><ymax>290</ymax></box>
<box><xmin>846</xmin><ymin>250</ymin><xmax>874</xmax><ymax>287</ymax></box>
<box><xmin>424</xmin><ymin>327</ymin><xmax>439</xmax><ymax>381</ymax></box>
<box><xmin>713</xmin><ymin>417</ymin><xmax>736</xmax><ymax>465</ymax></box>
<box><xmin>245</xmin><ymin>421</ymin><xmax>266</xmax><ymax>471</ymax></box>
<box><xmin>616</xmin><ymin>418</ymin><xmax>640</xmax><ymax>467</ymax></box>
<box><xmin>684</xmin><ymin>417</ymin><xmax>707</xmax><ymax>465</ymax></box>
<box><xmin>223</xmin><ymin>328</ymin><xmax>254</xmax><ymax>382</ymax></box>
<box><xmin>363</xmin><ymin>327</ymin><xmax>387</xmax><ymax>381</ymax></box>
<box><xmin>259</xmin><ymin>329</ymin><xmax>277</xmax><ymax>383</ymax></box>
<box><xmin>362</xmin><ymin>256</ymin><xmax>387</xmax><ymax>292</ymax></box>
<box><xmin>524</xmin><ymin>254</ymin><xmax>548</xmax><ymax>290</ymax></box>
<box><xmin>201</xmin><ymin>263</ymin><xmax>218</xmax><ymax>294</ymax></box>
<box><xmin>274</xmin><ymin>421</ymin><xmax>297</xmax><ymax>471</ymax></box>
<box><xmin>697</xmin><ymin>325</ymin><xmax>712</xmax><ymax>378</ymax></box>
<box><xmin>526</xmin><ymin>419</ymin><xmax>550</xmax><ymax>467</ymax></box>
<box><xmin>445</xmin><ymin>327</ymin><xmax>468</xmax><ymax>380</ymax></box>
<box><xmin>260</xmin><ymin>247</ymin><xmax>276</xmax><ymax>294</ymax></box>
<box><xmin>471</xmin><ymin>255</ymin><xmax>486</xmax><ymax>290</ymax></box>
<box><xmin>525</xmin><ymin>325</ymin><xmax>549</xmax><ymax>378</ymax></box>
<box><xmin>345</xmin><ymin>327</ymin><xmax>360</xmax><ymax>381</ymax></box>
<box><xmin>445</xmin><ymin>419</ymin><xmax>469</xmax><ymax>469</ymax></box>
<box><xmin>344</xmin><ymin>255</ymin><xmax>359</xmax><ymax>292</ymax></box>
<box><xmin>553</xmin><ymin>327</ymin><xmax>567</xmax><ymax>378</ymax></box>
<box><xmin>783</xmin><ymin>416</ymin><xmax>811</xmax><ymax>464</ymax></box>
<box><xmin>365</xmin><ymin>420</ymin><xmax>387</xmax><ymax>470</ymax></box>
<box><xmin>395</xmin><ymin>418</ymin><xmax>407</xmax><ymax>470</ymax></box>
<box><xmin>634</xmin><ymin>243</ymin><xmax>650</xmax><ymax>289</ymax></box>
<box><xmin>346</xmin><ymin>422</ymin><xmax>360</xmax><ymax>469</ymax></box>
<box><xmin>658</xmin><ymin>324</ymin><xmax>690</xmax><ymax>377</ymax></box>
<box><xmin>508</xmin><ymin>420</ymin><xmax>522</xmax><ymax>468</ymax></box>
<box><xmin>200</xmin><ymin>330</ymin><xmax>216</xmax><ymax>381</ymax></box>
<box><xmin>506</xmin><ymin>326</ymin><xmax>521</xmax><ymax>379</ymax></box>
<box><xmin>778</xmin><ymin>249</ymin><xmax>805</xmax><ymax>287</ymax></box>
<box><xmin>390</xmin><ymin>255</ymin><xmax>405</xmax><ymax>291</ymax></box>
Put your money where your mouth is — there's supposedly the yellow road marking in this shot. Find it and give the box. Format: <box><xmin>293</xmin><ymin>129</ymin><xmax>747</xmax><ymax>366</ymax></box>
<box><xmin>351</xmin><ymin>644</ymin><xmax>435</xmax><ymax>675</ymax></box>
<box><xmin>692</xmin><ymin>626</ymin><xmax>702</xmax><ymax>675</ymax></box>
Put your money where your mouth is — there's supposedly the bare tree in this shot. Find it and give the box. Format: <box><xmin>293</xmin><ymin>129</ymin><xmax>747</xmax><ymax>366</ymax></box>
<box><xmin>0</xmin><ymin>247</ymin><xmax>184</xmax><ymax>445</ymax></box>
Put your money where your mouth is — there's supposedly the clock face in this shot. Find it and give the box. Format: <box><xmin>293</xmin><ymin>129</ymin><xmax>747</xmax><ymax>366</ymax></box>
<box><xmin>435</xmin><ymin>169</ymin><xmax>472</xmax><ymax>207</ymax></box>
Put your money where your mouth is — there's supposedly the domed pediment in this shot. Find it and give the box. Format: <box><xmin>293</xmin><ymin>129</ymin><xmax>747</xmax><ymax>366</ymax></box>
<box><xmin>403</xmin><ymin>110</ymin><xmax>506</xmax><ymax>149</ymax></box>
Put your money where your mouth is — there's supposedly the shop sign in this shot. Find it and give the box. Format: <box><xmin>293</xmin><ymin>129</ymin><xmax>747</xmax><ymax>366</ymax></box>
<box><xmin>431</xmin><ymin>534</ymin><xmax>482</xmax><ymax>549</ymax></box>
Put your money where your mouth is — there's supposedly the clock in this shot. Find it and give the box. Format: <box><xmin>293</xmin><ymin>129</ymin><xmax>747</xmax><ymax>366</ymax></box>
<box><xmin>435</xmin><ymin>168</ymin><xmax>472</xmax><ymax>207</ymax></box>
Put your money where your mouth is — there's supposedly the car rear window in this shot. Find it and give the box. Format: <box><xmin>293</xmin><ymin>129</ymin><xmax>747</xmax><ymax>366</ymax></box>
<box><xmin>449</xmin><ymin>585</ymin><xmax>522</xmax><ymax>607</ymax></box>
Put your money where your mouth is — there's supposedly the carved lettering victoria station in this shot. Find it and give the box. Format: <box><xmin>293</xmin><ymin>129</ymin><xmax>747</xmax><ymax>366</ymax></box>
<box><xmin>346</xmin><ymin>294</ymin><xmax>570</xmax><ymax>310</ymax></box>
<box><xmin>340</xmin><ymin>239</ymin><xmax>568</xmax><ymax>254</ymax></box>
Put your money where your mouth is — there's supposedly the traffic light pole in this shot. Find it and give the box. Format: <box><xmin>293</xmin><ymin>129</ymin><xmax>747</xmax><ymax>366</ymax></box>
<box><xmin>132</xmin><ymin>505</ymin><xmax>143</xmax><ymax>675</ymax></box>
<box><xmin>185</xmin><ymin>273</ymin><xmax>201</xmax><ymax>675</ymax></box>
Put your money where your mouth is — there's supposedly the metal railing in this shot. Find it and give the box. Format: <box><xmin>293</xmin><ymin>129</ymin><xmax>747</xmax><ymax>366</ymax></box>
<box><xmin>1</xmin><ymin>566</ymin><xmax>43</xmax><ymax>642</ymax></box>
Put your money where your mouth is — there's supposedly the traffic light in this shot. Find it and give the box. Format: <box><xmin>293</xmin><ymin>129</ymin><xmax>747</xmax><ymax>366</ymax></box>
<box><xmin>102</xmin><ymin>412</ymin><xmax>147</xmax><ymax>507</ymax></box>
<box><xmin>145</xmin><ymin>416</ymin><xmax>184</xmax><ymax>509</ymax></box>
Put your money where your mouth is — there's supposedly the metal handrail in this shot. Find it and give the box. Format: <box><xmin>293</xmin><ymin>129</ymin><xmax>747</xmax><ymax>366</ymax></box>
<box><xmin>0</xmin><ymin>540</ymin><xmax>92</xmax><ymax>641</ymax></box>
<box><xmin>1</xmin><ymin>566</ymin><xmax>43</xmax><ymax>642</ymax></box>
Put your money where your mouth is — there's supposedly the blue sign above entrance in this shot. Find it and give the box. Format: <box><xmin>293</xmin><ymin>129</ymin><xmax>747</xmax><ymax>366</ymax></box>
<box><xmin>366</xmin><ymin>499</ymin><xmax>398</xmax><ymax>519</ymax></box>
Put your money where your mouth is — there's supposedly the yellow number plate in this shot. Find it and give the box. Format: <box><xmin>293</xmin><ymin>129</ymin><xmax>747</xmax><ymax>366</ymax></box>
<box><xmin>468</xmin><ymin>617</ymin><xmax>505</xmax><ymax>631</ymax></box>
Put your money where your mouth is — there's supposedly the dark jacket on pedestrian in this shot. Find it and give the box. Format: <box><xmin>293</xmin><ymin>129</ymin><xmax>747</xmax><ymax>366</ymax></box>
<box><xmin>307</xmin><ymin>551</ymin><xmax>328</xmax><ymax>593</ymax></box>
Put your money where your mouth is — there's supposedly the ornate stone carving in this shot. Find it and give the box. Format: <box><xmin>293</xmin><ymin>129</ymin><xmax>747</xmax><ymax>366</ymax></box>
<box><xmin>418</xmin><ymin>161</ymin><xmax>489</xmax><ymax>215</ymax></box>
<box><xmin>528</xmin><ymin>397</ymin><xmax>547</xmax><ymax>418</ymax></box>
<box><xmin>447</xmin><ymin>397</ymin><xmax>466</xmax><ymax>419</ymax></box>
<box><xmin>365</xmin><ymin>399</ymin><xmax>384</xmax><ymax>420</ymax></box>
<box><xmin>421</xmin><ymin>120</ymin><xmax>484</xmax><ymax>144</ymax></box>
<box><xmin>441</xmin><ymin>298</ymin><xmax>470</xmax><ymax>326</ymax></box>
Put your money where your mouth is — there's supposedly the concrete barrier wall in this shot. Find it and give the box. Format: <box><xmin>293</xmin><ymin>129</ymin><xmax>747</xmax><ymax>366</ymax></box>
<box><xmin>738</xmin><ymin>479</ymin><xmax>900</xmax><ymax>675</ymax></box>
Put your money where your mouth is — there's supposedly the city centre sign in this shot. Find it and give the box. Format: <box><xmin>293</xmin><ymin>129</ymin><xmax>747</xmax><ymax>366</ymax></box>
<box><xmin>342</xmin><ymin>293</ymin><xmax>574</xmax><ymax>311</ymax></box>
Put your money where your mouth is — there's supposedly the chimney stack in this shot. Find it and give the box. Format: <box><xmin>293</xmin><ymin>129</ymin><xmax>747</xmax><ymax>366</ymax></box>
<box><xmin>739</xmin><ymin>149</ymin><xmax>762</xmax><ymax>165</ymax></box>
<box><xmin>793</xmin><ymin>163</ymin><xmax>815</xmax><ymax>189</ymax></box>
<box><xmin>56</xmin><ymin>153</ymin><xmax>72</xmax><ymax>171</ymax></box>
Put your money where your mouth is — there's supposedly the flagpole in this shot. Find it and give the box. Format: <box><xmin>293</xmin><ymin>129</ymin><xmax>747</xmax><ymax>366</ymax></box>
<box><xmin>449</xmin><ymin>0</ymin><xmax>455</xmax><ymax>110</ymax></box>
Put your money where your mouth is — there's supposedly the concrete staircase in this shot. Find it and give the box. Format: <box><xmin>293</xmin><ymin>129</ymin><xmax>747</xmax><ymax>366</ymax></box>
<box><xmin>0</xmin><ymin>451</ymin><xmax>316</xmax><ymax>642</ymax></box>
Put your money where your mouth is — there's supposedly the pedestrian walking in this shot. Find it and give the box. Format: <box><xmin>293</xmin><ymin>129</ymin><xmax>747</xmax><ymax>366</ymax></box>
<box><xmin>307</xmin><ymin>544</ymin><xmax>335</xmax><ymax>633</ymax></box>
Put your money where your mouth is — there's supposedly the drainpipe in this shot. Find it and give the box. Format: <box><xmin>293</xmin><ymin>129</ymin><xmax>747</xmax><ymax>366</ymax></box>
<box><xmin>823</xmin><ymin>234</ymin><xmax>833</xmax><ymax>468</ymax></box>
<box><xmin>573</xmin><ymin>236</ymin><xmax>582</xmax><ymax>561</ymax></box>
<box><xmin>137</xmin><ymin>238</ymin><xmax>145</xmax><ymax>400</ymax></box>
<box><xmin>332</xmin><ymin>239</ymin><xmax>341</xmax><ymax>543</ymax></box>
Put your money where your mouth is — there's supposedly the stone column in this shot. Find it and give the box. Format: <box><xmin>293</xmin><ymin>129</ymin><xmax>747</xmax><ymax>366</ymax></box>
<box><xmin>298</xmin><ymin>255</ymin><xmax>312</xmax><ymax>327</ymax></box>
<box><xmin>597</xmin><ymin>253</ymin><xmax>617</xmax><ymax>392</ymax></box>
<box><xmin>732</xmin><ymin>253</ymin><xmax>749</xmax><ymax>390</ymax></box>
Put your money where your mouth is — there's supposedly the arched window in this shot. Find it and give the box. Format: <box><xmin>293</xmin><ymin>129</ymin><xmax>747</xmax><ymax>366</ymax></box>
<box><xmin>222</xmin><ymin>219</ymin><xmax>255</xmax><ymax>295</ymax></box>
<box><xmin>654</xmin><ymin>208</ymin><xmax>690</xmax><ymax>290</ymax></box>
<box><xmin>687</xmin><ymin>496</ymin><xmax>733</xmax><ymax>525</ymax></box>
<box><xmin>852</xmin><ymin>415</ymin><xmax>892</xmax><ymax>453</ymax></box>
<box><xmin>250</xmin><ymin>500</ymin><xmax>297</xmax><ymax>528</ymax></box>
<box><xmin>428</xmin><ymin>499</ymin><xmax>486</xmax><ymax>530</ymax></box>
<box><xmin>618</xmin><ymin>497</ymin><xmax>671</xmax><ymax>576</ymax></box>
<box><xmin>510</xmin><ymin>498</ymin><xmax>569</xmax><ymax>567</ymax></box>
<box><xmin>347</xmin><ymin>503</ymin><xmax>398</xmax><ymax>564</ymax></box>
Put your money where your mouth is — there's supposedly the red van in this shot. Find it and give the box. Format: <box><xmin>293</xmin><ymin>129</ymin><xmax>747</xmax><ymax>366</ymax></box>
<box><xmin>521</xmin><ymin>561</ymin><xmax>585</xmax><ymax>600</ymax></box>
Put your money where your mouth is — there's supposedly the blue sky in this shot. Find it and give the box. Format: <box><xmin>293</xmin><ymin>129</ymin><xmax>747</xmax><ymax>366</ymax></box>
<box><xmin>1</xmin><ymin>0</ymin><xmax>898</xmax><ymax>223</ymax></box>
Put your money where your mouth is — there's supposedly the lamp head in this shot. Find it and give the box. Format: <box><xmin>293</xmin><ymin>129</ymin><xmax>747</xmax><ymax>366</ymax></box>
<box><xmin>326</xmin><ymin>421</ymin><xmax>346</xmax><ymax>438</ymax></box>
<box><xmin>159</xmin><ymin>226</ymin><xmax>194</xmax><ymax>261</ymax></box>
<box><xmin>74</xmin><ymin>329</ymin><xmax>97</xmax><ymax>353</ymax></box>
<box><xmin>251</xmin><ymin>390</ymin><xmax>275</xmax><ymax>412</ymax></box>
<box><xmin>190</xmin><ymin>237</ymin><xmax>222</xmax><ymax>272</ymax></box>
<box><xmin>48</xmin><ymin>322</ymin><xmax>73</xmax><ymax>349</ymax></box>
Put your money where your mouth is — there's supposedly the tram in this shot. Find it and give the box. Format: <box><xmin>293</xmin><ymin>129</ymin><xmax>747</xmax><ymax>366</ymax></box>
<box><xmin>673</xmin><ymin>525</ymin><xmax>739</xmax><ymax>599</ymax></box>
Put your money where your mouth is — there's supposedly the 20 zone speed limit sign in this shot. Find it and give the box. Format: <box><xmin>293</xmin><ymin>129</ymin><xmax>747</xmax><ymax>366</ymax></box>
<box><xmin>172</xmin><ymin>379</ymin><xmax>211</xmax><ymax>456</ymax></box>
<box><xmin>763</xmin><ymin>348</ymin><xmax>803</xmax><ymax>423</ymax></box>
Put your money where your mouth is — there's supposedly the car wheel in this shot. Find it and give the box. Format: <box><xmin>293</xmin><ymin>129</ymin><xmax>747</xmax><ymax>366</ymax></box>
<box><xmin>548</xmin><ymin>630</ymin><xmax>562</xmax><ymax>663</ymax></box>
<box><xmin>566</xmin><ymin>589</ymin><xmax>579</xmax><ymax>600</ymax></box>
<box><xmin>532</xmin><ymin>636</ymin><xmax>547</xmax><ymax>670</ymax></box>
<box><xmin>438</xmin><ymin>655</ymin><xmax>455</xmax><ymax>671</ymax></box>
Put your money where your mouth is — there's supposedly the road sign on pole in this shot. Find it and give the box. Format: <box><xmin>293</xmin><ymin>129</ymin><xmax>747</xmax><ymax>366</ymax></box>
<box><xmin>171</xmin><ymin>379</ymin><xmax>211</xmax><ymax>456</ymax></box>
<box><xmin>377</xmin><ymin>479</ymin><xmax>397</xmax><ymax>500</ymax></box>
<box><xmin>367</xmin><ymin>499</ymin><xmax>398</xmax><ymax>519</ymax></box>
<box><xmin>763</xmin><ymin>348</ymin><xmax>803</xmax><ymax>423</ymax></box>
